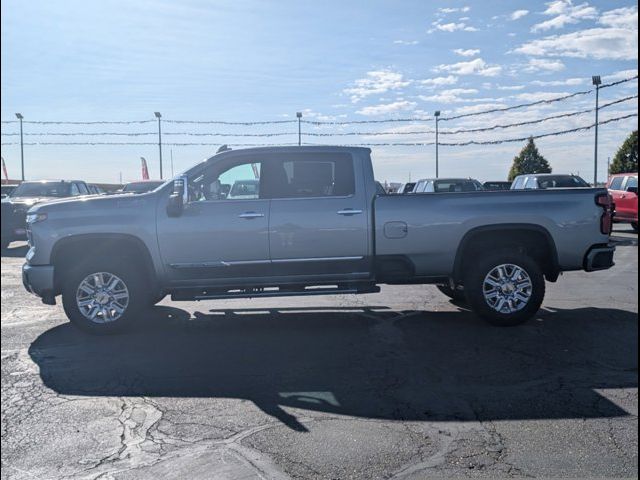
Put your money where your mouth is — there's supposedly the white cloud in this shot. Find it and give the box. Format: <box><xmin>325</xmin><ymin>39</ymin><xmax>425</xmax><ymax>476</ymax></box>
<box><xmin>496</xmin><ymin>84</ymin><xmax>527</xmax><ymax>91</ymax></box>
<box><xmin>603</xmin><ymin>69</ymin><xmax>639</xmax><ymax>82</ymax></box>
<box><xmin>531</xmin><ymin>1</ymin><xmax>598</xmax><ymax>32</ymax></box>
<box><xmin>418</xmin><ymin>88</ymin><xmax>479</xmax><ymax>103</ymax></box>
<box><xmin>531</xmin><ymin>77</ymin><xmax>585</xmax><ymax>86</ymax></box>
<box><xmin>356</xmin><ymin>100</ymin><xmax>417</xmax><ymax>116</ymax></box>
<box><xmin>514</xmin><ymin>27</ymin><xmax>638</xmax><ymax>60</ymax></box>
<box><xmin>419</xmin><ymin>75</ymin><xmax>459</xmax><ymax>87</ymax></box>
<box><xmin>344</xmin><ymin>70</ymin><xmax>411</xmax><ymax>103</ymax></box>
<box><xmin>453</xmin><ymin>103</ymin><xmax>508</xmax><ymax>115</ymax></box>
<box><xmin>515</xmin><ymin>91</ymin><xmax>570</xmax><ymax>102</ymax></box>
<box><xmin>434</xmin><ymin>58</ymin><xmax>502</xmax><ymax>77</ymax></box>
<box><xmin>510</xmin><ymin>10</ymin><xmax>530</xmax><ymax>20</ymax></box>
<box><xmin>453</xmin><ymin>48</ymin><xmax>480</xmax><ymax>57</ymax></box>
<box><xmin>393</xmin><ymin>39</ymin><xmax>419</xmax><ymax>45</ymax></box>
<box><xmin>435</xmin><ymin>22</ymin><xmax>477</xmax><ymax>32</ymax></box>
<box><xmin>598</xmin><ymin>6</ymin><xmax>638</xmax><ymax>29</ymax></box>
<box><xmin>524</xmin><ymin>58</ymin><xmax>566</xmax><ymax>72</ymax></box>
<box><xmin>438</xmin><ymin>6</ymin><xmax>471</xmax><ymax>14</ymax></box>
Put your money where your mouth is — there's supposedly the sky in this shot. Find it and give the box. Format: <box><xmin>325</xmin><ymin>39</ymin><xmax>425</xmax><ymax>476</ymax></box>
<box><xmin>1</xmin><ymin>0</ymin><xmax>638</xmax><ymax>184</ymax></box>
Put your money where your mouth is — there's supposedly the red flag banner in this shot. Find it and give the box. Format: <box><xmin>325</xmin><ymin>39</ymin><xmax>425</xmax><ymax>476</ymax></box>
<box><xmin>140</xmin><ymin>157</ymin><xmax>149</xmax><ymax>180</ymax></box>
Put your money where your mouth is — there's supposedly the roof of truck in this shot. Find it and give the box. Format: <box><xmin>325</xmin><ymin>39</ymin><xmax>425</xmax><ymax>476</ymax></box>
<box><xmin>206</xmin><ymin>145</ymin><xmax>372</xmax><ymax>161</ymax></box>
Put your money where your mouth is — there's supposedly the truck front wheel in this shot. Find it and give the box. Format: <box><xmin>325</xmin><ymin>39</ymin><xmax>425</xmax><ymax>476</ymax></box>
<box><xmin>463</xmin><ymin>249</ymin><xmax>545</xmax><ymax>326</ymax></box>
<box><xmin>61</xmin><ymin>260</ymin><xmax>148</xmax><ymax>334</ymax></box>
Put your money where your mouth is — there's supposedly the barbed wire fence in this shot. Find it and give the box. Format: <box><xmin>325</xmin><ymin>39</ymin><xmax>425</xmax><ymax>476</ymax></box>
<box><xmin>1</xmin><ymin>74</ymin><xmax>637</xmax><ymax>182</ymax></box>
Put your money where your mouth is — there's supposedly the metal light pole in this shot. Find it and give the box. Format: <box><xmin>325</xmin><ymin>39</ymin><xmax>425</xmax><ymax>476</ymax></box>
<box><xmin>592</xmin><ymin>76</ymin><xmax>601</xmax><ymax>186</ymax></box>
<box><xmin>15</xmin><ymin>113</ymin><xmax>24</xmax><ymax>181</ymax></box>
<box><xmin>434</xmin><ymin>110</ymin><xmax>441</xmax><ymax>178</ymax></box>
<box><xmin>170</xmin><ymin>148</ymin><xmax>174</xmax><ymax>177</ymax></box>
<box><xmin>296</xmin><ymin>112</ymin><xmax>302</xmax><ymax>146</ymax></box>
<box><xmin>154</xmin><ymin>111</ymin><xmax>163</xmax><ymax>179</ymax></box>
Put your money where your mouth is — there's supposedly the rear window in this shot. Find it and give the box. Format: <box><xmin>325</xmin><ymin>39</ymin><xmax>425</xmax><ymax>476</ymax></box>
<box><xmin>261</xmin><ymin>153</ymin><xmax>355</xmax><ymax>199</ymax></box>
<box><xmin>537</xmin><ymin>176</ymin><xmax>589</xmax><ymax>188</ymax></box>
<box><xmin>12</xmin><ymin>182</ymin><xmax>71</xmax><ymax>197</ymax></box>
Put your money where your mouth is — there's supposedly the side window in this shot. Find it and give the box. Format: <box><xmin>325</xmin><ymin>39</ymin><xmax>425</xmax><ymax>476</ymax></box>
<box><xmin>609</xmin><ymin>176</ymin><xmax>624</xmax><ymax>190</ymax></box>
<box><xmin>76</xmin><ymin>183</ymin><xmax>88</xmax><ymax>195</ymax></box>
<box><xmin>69</xmin><ymin>183</ymin><xmax>80</xmax><ymax>196</ymax></box>
<box><xmin>424</xmin><ymin>181</ymin><xmax>435</xmax><ymax>193</ymax></box>
<box><xmin>261</xmin><ymin>153</ymin><xmax>355</xmax><ymax>199</ymax></box>
<box><xmin>188</xmin><ymin>161</ymin><xmax>261</xmax><ymax>202</ymax></box>
<box><xmin>626</xmin><ymin>176</ymin><xmax>637</xmax><ymax>189</ymax></box>
<box><xmin>524</xmin><ymin>177</ymin><xmax>537</xmax><ymax>189</ymax></box>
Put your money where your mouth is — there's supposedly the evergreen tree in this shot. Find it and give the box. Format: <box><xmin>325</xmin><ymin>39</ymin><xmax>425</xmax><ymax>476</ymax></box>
<box><xmin>508</xmin><ymin>137</ymin><xmax>552</xmax><ymax>181</ymax></box>
<box><xmin>609</xmin><ymin>130</ymin><xmax>638</xmax><ymax>175</ymax></box>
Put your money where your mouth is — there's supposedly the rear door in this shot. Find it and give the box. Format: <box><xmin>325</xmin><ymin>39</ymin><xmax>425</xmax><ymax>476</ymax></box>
<box><xmin>261</xmin><ymin>152</ymin><xmax>371</xmax><ymax>280</ymax></box>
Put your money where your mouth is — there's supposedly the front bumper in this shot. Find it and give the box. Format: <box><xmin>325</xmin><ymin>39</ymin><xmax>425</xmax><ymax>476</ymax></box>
<box><xmin>583</xmin><ymin>244</ymin><xmax>616</xmax><ymax>272</ymax></box>
<box><xmin>22</xmin><ymin>263</ymin><xmax>56</xmax><ymax>305</ymax></box>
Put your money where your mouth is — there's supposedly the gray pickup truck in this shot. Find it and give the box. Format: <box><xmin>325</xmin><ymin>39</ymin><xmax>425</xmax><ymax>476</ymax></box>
<box><xmin>22</xmin><ymin>146</ymin><xmax>615</xmax><ymax>333</ymax></box>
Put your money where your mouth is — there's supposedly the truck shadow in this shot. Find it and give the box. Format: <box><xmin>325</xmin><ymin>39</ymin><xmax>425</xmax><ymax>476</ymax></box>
<box><xmin>29</xmin><ymin>305</ymin><xmax>637</xmax><ymax>431</ymax></box>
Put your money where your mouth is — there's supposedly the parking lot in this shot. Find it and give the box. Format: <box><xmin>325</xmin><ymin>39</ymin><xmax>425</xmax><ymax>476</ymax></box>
<box><xmin>1</xmin><ymin>227</ymin><xmax>637</xmax><ymax>479</ymax></box>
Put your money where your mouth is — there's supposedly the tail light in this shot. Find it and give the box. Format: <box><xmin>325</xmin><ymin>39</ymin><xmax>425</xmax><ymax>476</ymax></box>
<box><xmin>596</xmin><ymin>192</ymin><xmax>614</xmax><ymax>235</ymax></box>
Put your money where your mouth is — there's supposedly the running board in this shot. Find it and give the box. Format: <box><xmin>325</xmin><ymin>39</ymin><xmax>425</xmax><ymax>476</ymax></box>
<box><xmin>170</xmin><ymin>285</ymin><xmax>380</xmax><ymax>301</ymax></box>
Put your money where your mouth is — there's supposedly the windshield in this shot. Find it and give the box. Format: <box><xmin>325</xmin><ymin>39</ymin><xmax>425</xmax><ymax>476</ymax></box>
<box><xmin>121</xmin><ymin>181</ymin><xmax>164</xmax><ymax>193</ymax></box>
<box><xmin>11</xmin><ymin>182</ymin><xmax>71</xmax><ymax>198</ymax></box>
<box><xmin>537</xmin><ymin>176</ymin><xmax>589</xmax><ymax>188</ymax></box>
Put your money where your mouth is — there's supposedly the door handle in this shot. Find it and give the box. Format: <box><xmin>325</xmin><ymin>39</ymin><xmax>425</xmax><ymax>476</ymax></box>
<box><xmin>238</xmin><ymin>212</ymin><xmax>265</xmax><ymax>219</ymax></box>
<box><xmin>337</xmin><ymin>209</ymin><xmax>363</xmax><ymax>216</ymax></box>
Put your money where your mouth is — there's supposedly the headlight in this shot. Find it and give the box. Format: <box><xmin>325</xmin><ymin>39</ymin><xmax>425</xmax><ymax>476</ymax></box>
<box><xmin>26</xmin><ymin>212</ymin><xmax>47</xmax><ymax>224</ymax></box>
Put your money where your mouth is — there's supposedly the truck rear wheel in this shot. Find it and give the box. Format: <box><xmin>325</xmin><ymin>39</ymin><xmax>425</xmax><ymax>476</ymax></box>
<box><xmin>61</xmin><ymin>260</ymin><xmax>148</xmax><ymax>334</ymax></box>
<box><xmin>463</xmin><ymin>249</ymin><xmax>545</xmax><ymax>326</ymax></box>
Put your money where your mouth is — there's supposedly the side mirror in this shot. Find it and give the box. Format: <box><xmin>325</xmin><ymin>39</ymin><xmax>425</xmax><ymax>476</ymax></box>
<box><xmin>166</xmin><ymin>177</ymin><xmax>187</xmax><ymax>217</ymax></box>
<box><xmin>626</xmin><ymin>186</ymin><xmax>638</xmax><ymax>195</ymax></box>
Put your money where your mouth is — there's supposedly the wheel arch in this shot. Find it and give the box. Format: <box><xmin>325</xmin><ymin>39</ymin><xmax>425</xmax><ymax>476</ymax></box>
<box><xmin>51</xmin><ymin>233</ymin><xmax>158</xmax><ymax>295</ymax></box>
<box><xmin>452</xmin><ymin>224</ymin><xmax>560</xmax><ymax>284</ymax></box>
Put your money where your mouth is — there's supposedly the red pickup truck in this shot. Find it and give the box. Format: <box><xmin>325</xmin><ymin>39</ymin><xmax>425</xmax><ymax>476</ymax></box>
<box><xmin>608</xmin><ymin>173</ymin><xmax>638</xmax><ymax>232</ymax></box>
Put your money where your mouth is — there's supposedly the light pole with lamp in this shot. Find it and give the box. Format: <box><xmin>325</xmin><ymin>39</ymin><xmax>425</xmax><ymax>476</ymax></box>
<box><xmin>434</xmin><ymin>110</ymin><xmax>441</xmax><ymax>178</ymax></box>
<box><xmin>154</xmin><ymin>112</ymin><xmax>163</xmax><ymax>180</ymax></box>
<box><xmin>296</xmin><ymin>112</ymin><xmax>302</xmax><ymax>146</ymax></box>
<box><xmin>15</xmin><ymin>113</ymin><xmax>24</xmax><ymax>181</ymax></box>
<box><xmin>592</xmin><ymin>75</ymin><xmax>601</xmax><ymax>186</ymax></box>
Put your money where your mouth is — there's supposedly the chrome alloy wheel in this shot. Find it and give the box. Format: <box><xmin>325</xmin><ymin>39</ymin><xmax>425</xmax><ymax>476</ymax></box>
<box><xmin>75</xmin><ymin>272</ymin><xmax>130</xmax><ymax>323</ymax></box>
<box><xmin>482</xmin><ymin>263</ymin><xmax>533</xmax><ymax>314</ymax></box>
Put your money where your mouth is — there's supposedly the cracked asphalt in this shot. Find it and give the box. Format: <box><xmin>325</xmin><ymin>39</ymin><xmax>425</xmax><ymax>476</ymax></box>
<box><xmin>1</xmin><ymin>227</ymin><xmax>638</xmax><ymax>479</ymax></box>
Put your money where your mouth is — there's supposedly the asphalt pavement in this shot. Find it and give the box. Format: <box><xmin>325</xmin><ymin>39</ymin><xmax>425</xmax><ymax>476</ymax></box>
<box><xmin>1</xmin><ymin>227</ymin><xmax>638</xmax><ymax>479</ymax></box>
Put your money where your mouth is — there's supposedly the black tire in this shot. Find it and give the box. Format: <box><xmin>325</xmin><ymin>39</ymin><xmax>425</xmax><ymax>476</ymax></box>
<box><xmin>632</xmin><ymin>222</ymin><xmax>638</xmax><ymax>233</ymax></box>
<box><xmin>62</xmin><ymin>259</ymin><xmax>149</xmax><ymax>334</ymax></box>
<box><xmin>464</xmin><ymin>249</ymin><xmax>545</xmax><ymax>327</ymax></box>
<box><xmin>436</xmin><ymin>284</ymin><xmax>466</xmax><ymax>302</ymax></box>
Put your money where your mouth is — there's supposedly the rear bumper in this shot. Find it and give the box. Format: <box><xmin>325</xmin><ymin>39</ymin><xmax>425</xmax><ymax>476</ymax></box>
<box><xmin>22</xmin><ymin>263</ymin><xmax>56</xmax><ymax>305</ymax></box>
<box><xmin>583</xmin><ymin>244</ymin><xmax>616</xmax><ymax>272</ymax></box>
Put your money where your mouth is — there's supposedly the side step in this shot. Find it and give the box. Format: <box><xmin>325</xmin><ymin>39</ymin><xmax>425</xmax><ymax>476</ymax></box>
<box><xmin>170</xmin><ymin>284</ymin><xmax>380</xmax><ymax>301</ymax></box>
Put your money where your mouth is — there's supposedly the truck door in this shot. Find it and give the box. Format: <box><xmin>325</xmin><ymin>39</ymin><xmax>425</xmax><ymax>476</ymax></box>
<box><xmin>617</xmin><ymin>175</ymin><xmax>638</xmax><ymax>221</ymax></box>
<box><xmin>261</xmin><ymin>152</ymin><xmax>371</xmax><ymax>280</ymax></box>
<box><xmin>156</xmin><ymin>158</ymin><xmax>271</xmax><ymax>285</ymax></box>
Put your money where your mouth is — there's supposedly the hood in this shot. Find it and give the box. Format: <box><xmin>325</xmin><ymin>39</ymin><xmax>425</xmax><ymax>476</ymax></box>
<box><xmin>29</xmin><ymin>189</ymin><xmax>162</xmax><ymax>214</ymax></box>
<box><xmin>2</xmin><ymin>196</ymin><xmax>59</xmax><ymax>207</ymax></box>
